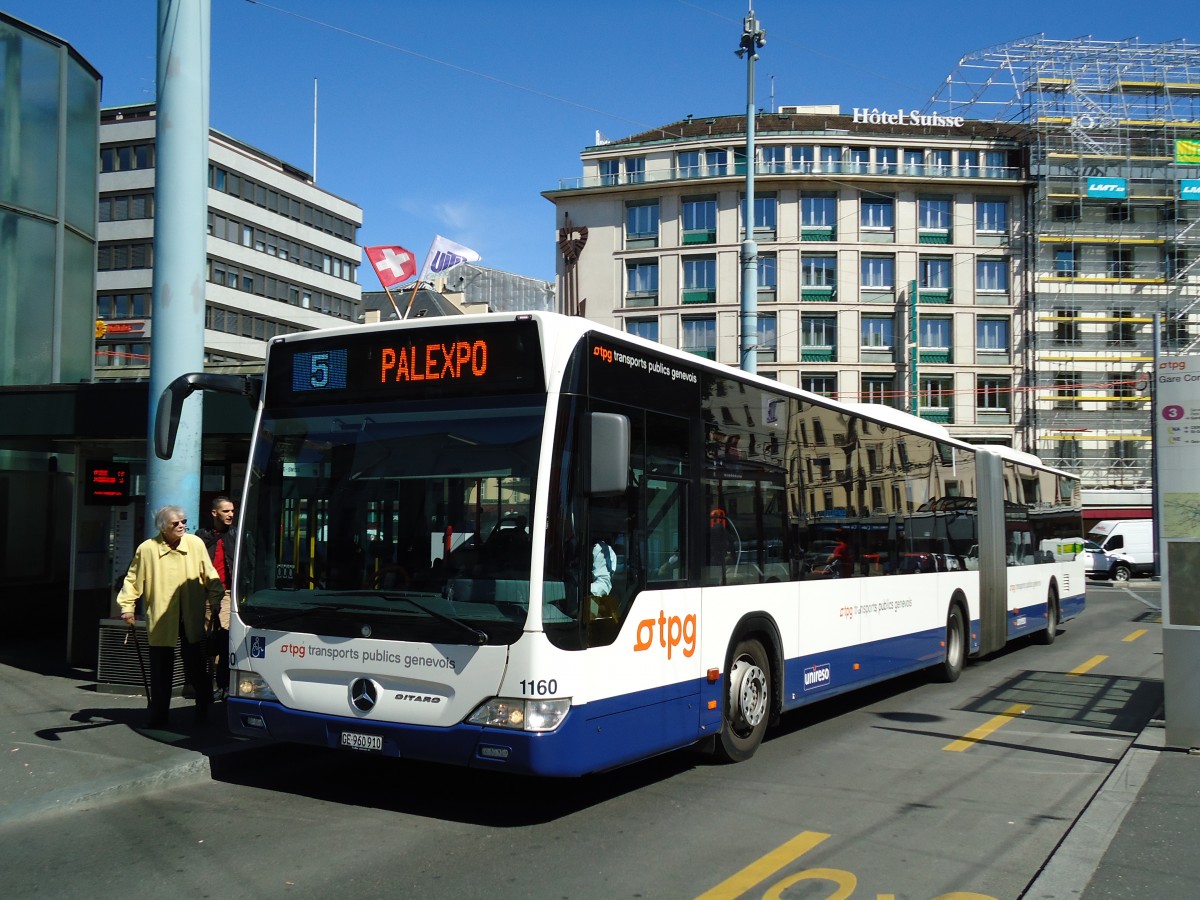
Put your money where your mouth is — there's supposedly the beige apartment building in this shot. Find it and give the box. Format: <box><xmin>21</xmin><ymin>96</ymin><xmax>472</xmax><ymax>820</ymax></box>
<box><xmin>543</xmin><ymin>107</ymin><xmax>1030</xmax><ymax>448</ymax></box>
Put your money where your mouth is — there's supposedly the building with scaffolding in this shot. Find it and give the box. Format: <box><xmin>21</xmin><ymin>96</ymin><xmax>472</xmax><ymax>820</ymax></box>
<box><xmin>928</xmin><ymin>36</ymin><xmax>1200</xmax><ymax>520</ymax></box>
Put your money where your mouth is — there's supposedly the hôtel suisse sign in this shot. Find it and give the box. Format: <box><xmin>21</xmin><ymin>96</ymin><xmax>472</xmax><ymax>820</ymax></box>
<box><xmin>852</xmin><ymin>108</ymin><xmax>966</xmax><ymax>128</ymax></box>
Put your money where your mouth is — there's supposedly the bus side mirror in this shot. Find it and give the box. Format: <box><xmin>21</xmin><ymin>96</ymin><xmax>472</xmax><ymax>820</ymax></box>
<box><xmin>154</xmin><ymin>373</ymin><xmax>262</xmax><ymax>459</ymax></box>
<box><xmin>154</xmin><ymin>381</ymin><xmax>187</xmax><ymax>459</ymax></box>
<box><xmin>589</xmin><ymin>412</ymin><xmax>629</xmax><ymax>496</ymax></box>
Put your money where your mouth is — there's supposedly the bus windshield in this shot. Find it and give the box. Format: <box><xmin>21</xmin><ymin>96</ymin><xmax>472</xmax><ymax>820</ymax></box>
<box><xmin>237</xmin><ymin>398</ymin><xmax>545</xmax><ymax>645</ymax></box>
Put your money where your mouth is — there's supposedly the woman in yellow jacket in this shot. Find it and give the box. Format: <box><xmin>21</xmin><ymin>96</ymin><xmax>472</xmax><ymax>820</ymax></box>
<box><xmin>118</xmin><ymin>505</ymin><xmax>225</xmax><ymax>729</ymax></box>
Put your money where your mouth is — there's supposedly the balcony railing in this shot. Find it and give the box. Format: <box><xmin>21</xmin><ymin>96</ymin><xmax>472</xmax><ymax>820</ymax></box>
<box><xmin>801</xmin><ymin>346</ymin><xmax>836</xmax><ymax>362</ymax></box>
<box><xmin>555</xmin><ymin>161</ymin><xmax>1023</xmax><ymax>191</ymax></box>
<box><xmin>801</xmin><ymin>285</ymin><xmax>837</xmax><ymax>301</ymax></box>
<box><xmin>918</xmin><ymin>289</ymin><xmax>953</xmax><ymax>304</ymax></box>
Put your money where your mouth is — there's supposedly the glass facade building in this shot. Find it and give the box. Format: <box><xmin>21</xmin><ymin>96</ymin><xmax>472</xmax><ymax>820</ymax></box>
<box><xmin>0</xmin><ymin>12</ymin><xmax>100</xmax><ymax>385</ymax></box>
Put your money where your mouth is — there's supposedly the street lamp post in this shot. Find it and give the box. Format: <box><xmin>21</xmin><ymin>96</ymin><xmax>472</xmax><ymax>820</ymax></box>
<box><xmin>737</xmin><ymin>7</ymin><xmax>765</xmax><ymax>374</ymax></box>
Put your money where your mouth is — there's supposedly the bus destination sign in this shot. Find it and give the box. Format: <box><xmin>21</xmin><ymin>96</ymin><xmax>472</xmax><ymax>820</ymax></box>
<box><xmin>272</xmin><ymin>319</ymin><xmax>545</xmax><ymax>404</ymax></box>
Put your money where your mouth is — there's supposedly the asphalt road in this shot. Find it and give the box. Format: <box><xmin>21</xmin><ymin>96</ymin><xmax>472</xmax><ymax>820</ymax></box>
<box><xmin>0</xmin><ymin>580</ymin><xmax>1162</xmax><ymax>900</ymax></box>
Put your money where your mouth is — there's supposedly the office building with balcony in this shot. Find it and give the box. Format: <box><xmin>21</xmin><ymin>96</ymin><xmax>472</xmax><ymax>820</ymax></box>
<box><xmin>95</xmin><ymin>103</ymin><xmax>363</xmax><ymax>375</ymax></box>
<box><xmin>543</xmin><ymin>107</ymin><xmax>1030</xmax><ymax>447</ymax></box>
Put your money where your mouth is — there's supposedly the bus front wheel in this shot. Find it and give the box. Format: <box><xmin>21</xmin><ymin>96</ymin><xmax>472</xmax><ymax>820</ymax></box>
<box><xmin>935</xmin><ymin>604</ymin><xmax>966</xmax><ymax>683</ymax></box>
<box><xmin>715</xmin><ymin>637</ymin><xmax>771</xmax><ymax>763</ymax></box>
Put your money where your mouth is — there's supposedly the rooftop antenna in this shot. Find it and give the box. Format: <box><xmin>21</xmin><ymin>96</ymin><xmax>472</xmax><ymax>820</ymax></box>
<box><xmin>312</xmin><ymin>77</ymin><xmax>318</xmax><ymax>182</ymax></box>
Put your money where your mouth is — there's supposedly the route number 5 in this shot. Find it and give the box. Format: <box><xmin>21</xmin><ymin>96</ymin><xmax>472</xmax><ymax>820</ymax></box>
<box><xmin>309</xmin><ymin>352</ymin><xmax>330</xmax><ymax>388</ymax></box>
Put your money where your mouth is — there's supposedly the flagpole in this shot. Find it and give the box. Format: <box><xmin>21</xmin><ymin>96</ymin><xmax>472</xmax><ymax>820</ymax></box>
<box><xmin>381</xmin><ymin>284</ymin><xmax>402</xmax><ymax>319</ymax></box>
<box><xmin>402</xmin><ymin>280</ymin><xmax>422</xmax><ymax>319</ymax></box>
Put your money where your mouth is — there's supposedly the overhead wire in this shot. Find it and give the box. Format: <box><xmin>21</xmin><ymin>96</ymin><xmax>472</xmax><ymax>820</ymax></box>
<box><xmin>243</xmin><ymin>0</ymin><xmax>684</xmax><ymax>138</ymax></box>
<box><xmin>241</xmin><ymin>1</ymin><xmax>1158</xmax><ymax>419</ymax></box>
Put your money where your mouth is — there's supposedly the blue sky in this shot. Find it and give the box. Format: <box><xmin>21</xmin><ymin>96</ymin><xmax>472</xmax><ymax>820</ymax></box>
<box><xmin>6</xmin><ymin>0</ymin><xmax>1196</xmax><ymax>284</ymax></box>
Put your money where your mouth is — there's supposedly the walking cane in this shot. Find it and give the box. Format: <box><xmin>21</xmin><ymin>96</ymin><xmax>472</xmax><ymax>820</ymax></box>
<box><xmin>127</xmin><ymin>619</ymin><xmax>152</xmax><ymax>709</ymax></box>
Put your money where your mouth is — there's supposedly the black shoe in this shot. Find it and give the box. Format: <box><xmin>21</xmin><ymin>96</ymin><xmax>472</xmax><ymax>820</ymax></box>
<box><xmin>182</xmin><ymin>684</ymin><xmax>196</xmax><ymax>699</ymax></box>
<box><xmin>212</xmin><ymin>687</ymin><xmax>227</xmax><ymax>702</ymax></box>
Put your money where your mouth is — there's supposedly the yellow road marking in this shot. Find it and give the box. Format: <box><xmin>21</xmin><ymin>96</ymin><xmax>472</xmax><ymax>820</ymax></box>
<box><xmin>1123</xmin><ymin>629</ymin><xmax>1147</xmax><ymax>642</ymax></box>
<box><xmin>944</xmin><ymin>703</ymin><xmax>1031</xmax><ymax>752</ymax></box>
<box><xmin>695</xmin><ymin>831</ymin><xmax>830</xmax><ymax>900</ymax></box>
<box><xmin>1068</xmin><ymin>655</ymin><xmax>1107</xmax><ymax>675</ymax></box>
<box><xmin>764</xmin><ymin>867</ymin><xmax>855</xmax><ymax>899</ymax></box>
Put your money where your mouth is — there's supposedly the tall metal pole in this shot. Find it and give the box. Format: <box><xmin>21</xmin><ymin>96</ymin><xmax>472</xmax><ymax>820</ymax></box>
<box><xmin>1151</xmin><ymin>311</ymin><xmax>1161</xmax><ymax>579</ymax></box>
<box><xmin>909</xmin><ymin>280</ymin><xmax>919</xmax><ymax>414</ymax></box>
<box><xmin>147</xmin><ymin>0</ymin><xmax>210</xmax><ymax>536</ymax></box>
<box><xmin>737</xmin><ymin>7</ymin><xmax>765</xmax><ymax>374</ymax></box>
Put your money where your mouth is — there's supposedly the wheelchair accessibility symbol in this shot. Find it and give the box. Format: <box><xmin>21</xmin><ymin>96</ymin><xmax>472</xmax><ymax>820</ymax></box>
<box><xmin>250</xmin><ymin>635</ymin><xmax>266</xmax><ymax>658</ymax></box>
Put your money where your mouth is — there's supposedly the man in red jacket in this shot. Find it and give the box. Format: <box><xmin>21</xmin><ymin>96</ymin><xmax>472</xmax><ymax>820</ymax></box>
<box><xmin>196</xmin><ymin>495</ymin><xmax>236</xmax><ymax>701</ymax></box>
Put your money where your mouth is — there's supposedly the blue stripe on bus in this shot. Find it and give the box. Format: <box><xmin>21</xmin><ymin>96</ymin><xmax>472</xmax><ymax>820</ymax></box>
<box><xmin>781</xmin><ymin>627</ymin><xmax>945</xmax><ymax>709</ymax></box>
<box><xmin>227</xmin><ymin>591</ymin><xmax>1086</xmax><ymax>777</ymax></box>
<box><xmin>1006</xmin><ymin>589</ymin><xmax>1085</xmax><ymax>641</ymax></box>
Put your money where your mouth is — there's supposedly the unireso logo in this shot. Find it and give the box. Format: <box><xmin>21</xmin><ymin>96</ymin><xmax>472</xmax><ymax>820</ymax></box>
<box><xmin>803</xmin><ymin>663</ymin><xmax>832</xmax><ymax>691</ymax></box>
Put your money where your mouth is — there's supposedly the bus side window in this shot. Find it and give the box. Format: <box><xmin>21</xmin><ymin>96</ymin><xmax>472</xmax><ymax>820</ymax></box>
<box><xmin>646</xmin><ymin>478</ymin><xmax>686</xmax><ymax>584</ymax></box>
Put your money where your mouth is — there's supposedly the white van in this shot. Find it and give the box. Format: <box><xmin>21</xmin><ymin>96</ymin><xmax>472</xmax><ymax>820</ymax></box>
<box><xmin>1086</xmin><ymin>519</ymin><xmax>1155</xmax><ymax>581</ymax></box>
<box><xmin>1079</xmin><ymin>539</ymin><xmax>1109</xmax><ymax>578</ymax></box>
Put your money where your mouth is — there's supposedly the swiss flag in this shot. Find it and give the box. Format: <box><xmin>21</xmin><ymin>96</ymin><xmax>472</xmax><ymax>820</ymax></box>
<box><xmin>365</xmin><ymin>245</ymin><xmax>417</xmax><ymax>288</ymax></box>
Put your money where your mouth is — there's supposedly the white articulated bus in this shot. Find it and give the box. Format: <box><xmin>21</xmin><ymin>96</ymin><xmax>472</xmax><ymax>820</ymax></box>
<box><xmin>157</xmin><ymin>311</ymin><xmax>1085</xmax><ymax>776</ymax></box>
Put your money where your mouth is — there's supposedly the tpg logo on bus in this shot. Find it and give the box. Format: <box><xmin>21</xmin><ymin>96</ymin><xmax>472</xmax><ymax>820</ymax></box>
<box><xmin>633</xmin><ymin>611</ymin><xmax>697</xmax><ymax>659</ymax></box>
<box><xmin>803</xmin><ymin>663</ymin><xmax>832</xmax><ymax>691</ymax></box>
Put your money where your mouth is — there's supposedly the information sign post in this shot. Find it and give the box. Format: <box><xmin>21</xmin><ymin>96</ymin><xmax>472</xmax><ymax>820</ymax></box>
<box><xmin>1155</xmin><ymin>354</ymin><xmax>1200</xmax><ymax>748</ymax></box>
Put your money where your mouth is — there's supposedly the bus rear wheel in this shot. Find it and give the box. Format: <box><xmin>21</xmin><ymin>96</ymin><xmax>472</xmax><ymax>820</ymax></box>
<box><xmin>1036</xmin><ymin>586</ymin><xmax>1059</xmax><ymax>645</ymax></box>
<box><xmin>935</xmin><ymin>604</ymin><xmax>966</xmax><ymax>683</ymax></box>
<box><xmin>715</xmin><ymin>637</ymin><xmax>771</xmax><ymax>763</ymax></box>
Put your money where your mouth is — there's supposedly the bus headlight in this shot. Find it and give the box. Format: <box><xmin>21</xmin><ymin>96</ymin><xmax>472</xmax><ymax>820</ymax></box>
<box><xmin>467</xmin><ymin>697</ymin><xmax>571</xmax><ymax>732</ymax></box>
<box><xmin>234</xmin><ymin>669</ymin><xmax>278</xmax><ymax>701</ymax></box>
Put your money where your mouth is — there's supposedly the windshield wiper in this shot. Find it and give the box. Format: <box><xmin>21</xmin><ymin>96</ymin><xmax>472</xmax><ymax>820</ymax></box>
<box><xmin>248</xmin><ymin>602</ymin><xmax>378</xmax><ymax>629</ymax></box>
<box><xmin>340</xmin><ymin>591</ymin><xmax>489</xmax><ymax>645</ymax></box>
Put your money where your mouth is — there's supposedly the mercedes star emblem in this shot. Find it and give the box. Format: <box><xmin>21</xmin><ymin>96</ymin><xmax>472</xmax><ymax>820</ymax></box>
<box><xmin>350</xmin><ymin>678</ymin><xmax>378</xmax><ymax>712</ymax></box>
